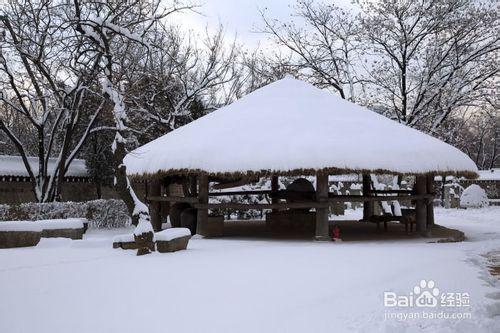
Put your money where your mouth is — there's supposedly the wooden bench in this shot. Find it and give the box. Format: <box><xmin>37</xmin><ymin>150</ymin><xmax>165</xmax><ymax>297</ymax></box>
<box><xmin>363</xmin><ymin>207</ymin><xmax>416</xmax><ymax>233</ymax></box>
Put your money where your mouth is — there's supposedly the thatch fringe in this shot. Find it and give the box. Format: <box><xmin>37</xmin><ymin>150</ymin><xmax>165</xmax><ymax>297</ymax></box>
<box><xmin>128</xmin><ymin>166</ymin><xmax>478</xmax><ymax>181</ymax></box>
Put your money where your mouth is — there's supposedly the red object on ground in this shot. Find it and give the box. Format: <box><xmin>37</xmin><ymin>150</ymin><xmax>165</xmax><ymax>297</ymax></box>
<box><xmin>332</xmin><ymin>225</ymin><xmax>340</xmax><ymax>240</ymax></box>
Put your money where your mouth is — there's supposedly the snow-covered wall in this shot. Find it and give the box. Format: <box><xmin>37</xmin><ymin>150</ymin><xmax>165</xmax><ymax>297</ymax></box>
<box><xmin>0</xmin><ymin>155</ymin><xmax>88</xmax><ymax>178</ymax></box>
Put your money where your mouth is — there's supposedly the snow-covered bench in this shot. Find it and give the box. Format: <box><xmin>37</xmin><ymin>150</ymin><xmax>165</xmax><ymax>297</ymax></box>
<box><xmin>156</xmin><ymin>228</ymin><xmax>191</xmax><ymax>253</ymax></box>
<box><xmin>113</xmin><ymin>228</ymin><xmax>192</xmax><ymax>253</ymax></box>
<box><xmin>0</xmin><ymin>222</ymin><xmax>43</xmax><ymax>248</ymax></box>
<box><xmin>0</xmin><ymin>218</ymin><xmax>88</xmax><ymax>248</ymax></box>
<box><xmin>38</xmin><ymin>218</ymin><xmax>87</xmax><ymax>240</ymax></box>
<box><xmin>112</xmin><ymin>234</ymin><xmax>138</xmax><ymax>250</ymax></box>
<box><xmin>365</xmin><ymin>208</ymin><xmax>416</xmax><ymax>233</ymax></box>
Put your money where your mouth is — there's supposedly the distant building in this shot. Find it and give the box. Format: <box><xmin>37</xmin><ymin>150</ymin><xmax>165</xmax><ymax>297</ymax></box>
<box><xmin>0</xmin><ymin>155</ymin><xmax>119</xmax><ymax>204</ymax></box>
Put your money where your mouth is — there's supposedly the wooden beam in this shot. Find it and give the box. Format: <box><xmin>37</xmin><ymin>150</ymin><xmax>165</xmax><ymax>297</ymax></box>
<box><xmin>196</xmin><ymin>174</ymin><xmax>209</xmax><ymax>236</ymax></box>
<box><xmin>212</xmin><ymin>176</ymin><xmax>259</xmax><ymax>190</ymax></box>
<box><xmin>209</xmin><ymin>190</ymin><xmax>271</xmax><ymax>196</ymax></box>
<box><xmin>271</xmin><ymin>175</ymin><xmax>279</xmax><ymax>213</ymax></box>
<box><xmin>147</xmin><ymin>196</ymin><xmax>199</xmax><ymax>203</ymax></box>
<box><xmin>362</xmin><ymin>174</ymin><xmax>373</xmax><ymax>220</ymax></box>
<box><xmin>208</xmin><ymin>189</ymin><xmax>424</xmax><ymax>200</ymax></box>
<box><xmin>328</xmin><ymin>194</ymin><xmax>432</xmax><ymax>202</ymax></box>
<box><xmin>193</xmin><ymin>194</ymin><xmax>434</xmax><ymax>210</ymax></box>
<box><xmin>366</xmin><ymin>189</ymin><xmax>414</xmax><ymax>194</ymax></box>
<box><xmin>189</xmin><ymin>175</ymin><xmax>198</xmax><ymax>196</ymax></box>
<box><xmin>415</xmin><ymin>175</ymin><xmax>428</xmax><ymax>235</ymax></box>
<box><xmin>315</xmin><ymin>174</ymin><xmax>330</xmax><ymax>241</ymax></box>
<box><xmin>148</xmin><ymin>179</ymin><xmax>162</xmax><ymax>232</ymax></box>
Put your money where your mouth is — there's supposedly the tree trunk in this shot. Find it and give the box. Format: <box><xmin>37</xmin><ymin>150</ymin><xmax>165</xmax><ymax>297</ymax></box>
<box><xmin>112</xmin><ymin>137</ymin><xmax>141</xmax><ymax>225</ymax></box>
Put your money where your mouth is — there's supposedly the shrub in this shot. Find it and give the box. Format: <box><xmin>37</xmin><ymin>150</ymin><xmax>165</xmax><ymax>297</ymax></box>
<box><xmin>85</xmin><ymin>199</ymin><xmax>130</xmax><ymax>228</ymax></box>
<box><xmin>15</xmin><ymin>202</ymin><xmax>87</xmax><ymax>220</ymax></box>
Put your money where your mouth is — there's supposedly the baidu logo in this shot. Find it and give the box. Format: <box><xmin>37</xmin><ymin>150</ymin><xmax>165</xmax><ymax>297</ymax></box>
<box><xmin>384</xmin><ymin>279</ymin><xmax>440</xmax><ymax>308</ymax></box>
<box><xmin>383</xmin><ymin>279</ymin><xmax>472</xmax><ymax>321</ymax></box>
<box><xmin>414</xmin><ymin>279</ymin><xmax>440</xmax><ymax>307</ymax></box>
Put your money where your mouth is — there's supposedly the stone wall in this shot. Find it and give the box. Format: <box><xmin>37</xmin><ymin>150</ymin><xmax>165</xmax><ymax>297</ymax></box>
<box><xmin>0</xmin><ymin>180</ymin><xmax>146</xmax><ymax>205</ymax></box>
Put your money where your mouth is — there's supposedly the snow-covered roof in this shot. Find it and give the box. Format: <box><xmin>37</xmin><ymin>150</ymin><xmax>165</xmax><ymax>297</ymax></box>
<box><xmin>477</xmin><ymin>169</ymin><xmax>500</xmax><ymax>181</ymax></box>
<box><xmin>125</xmin><ymin>77</ymin><xmax>478</xmax><ymax>178</ymax></box>
<box><xmin>0</xmin><ymin>155</ymin><xmax>88</xmax><ymax>178</ymax></box>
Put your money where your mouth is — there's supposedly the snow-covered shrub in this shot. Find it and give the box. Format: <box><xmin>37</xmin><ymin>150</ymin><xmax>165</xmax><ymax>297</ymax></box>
<box><xmin>85</xmin><ymin>199</ymin><xmax>130</xmax><ymax>228</ymax></box>
<box><xmin>0</xmin><ymin>199</ymin><xmax>130</xmax><ymax>229</ymax></box>
<box><xmin>460</xmin><ymin>185</ymin><xmax>489</xmax><ymax>208</ymax></box>
<box><xmin>0</xmin><ymin>204</ymin><xmax>9</xmax><ymax>221</ymax></box>
<box><xmin>8</xmin><ymin>202</ymin><xmax>87</xmax><ymax>221</ymax></box>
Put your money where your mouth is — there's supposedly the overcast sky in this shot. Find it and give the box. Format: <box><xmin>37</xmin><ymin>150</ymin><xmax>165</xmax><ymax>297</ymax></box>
<box><xmin>170</xmin><ymin>0</ymin><xmax>354</xmax><ymax>48</ymax></box>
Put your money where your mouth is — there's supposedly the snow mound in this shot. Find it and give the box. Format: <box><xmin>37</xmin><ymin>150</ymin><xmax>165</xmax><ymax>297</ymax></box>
<box><xmin>460</xmin><ymin>185</ymin><xmax>489</xmax><ymax>208</ymax></box>
<box><xmin>155</xmin><ymin>228</ymin><xmax>191</xmax><ymax>241</ymax></box>
<box><xmin>113</xmin><ymin>234</ymin><xmax>134</xmax><ymax>243</ymax></box>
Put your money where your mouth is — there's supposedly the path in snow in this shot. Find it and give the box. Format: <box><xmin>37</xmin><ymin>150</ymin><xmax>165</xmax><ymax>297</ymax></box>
<box><xmin>0</xmin><ymin>207</ymin><xmax>499</xmax><ymax>333</ymax></box>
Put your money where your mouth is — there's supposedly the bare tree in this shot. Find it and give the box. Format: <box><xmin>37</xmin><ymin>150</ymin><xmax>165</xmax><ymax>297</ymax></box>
<box><xmin>359</xmin><ymin>0</ymin><xmax>499</xmax><ymax>133</ymax></box>
<box><xmin>260</xmin><ymin>0</ymin><xmax>363</xmax><ymax>101</ymax></box>
<box><xmin>446</xmin><ymin>104</ymin><xmax>499</xmax><ymax>170</ymax></box>
<box><xmin>72</xmin><ymin>0</ymin><xmax>198</xmax><ymax>254</ymax></box>
<box><xmin>230</xmin><ymin>49</ymin><xmax>297</xmax><ymax>99</ymax></box>
<box><xmin>0</xmin><ymin>0</ymin><xmax>106</xmax><ymax>202</ymax></box>
<box><xmin>124</xmin><ymin>24</ymin><xmax>239</xmax><ymax>137</ymax></box>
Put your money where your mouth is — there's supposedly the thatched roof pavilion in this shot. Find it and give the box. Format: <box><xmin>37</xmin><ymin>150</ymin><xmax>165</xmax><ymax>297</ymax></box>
<box><xmin>125</xmin><ymin>77</ymin><xmax>478</xmax><ymax>240</ymax></box>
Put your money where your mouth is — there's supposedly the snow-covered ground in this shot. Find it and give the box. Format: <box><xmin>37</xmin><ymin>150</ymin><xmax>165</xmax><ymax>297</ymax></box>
<box><xmin>0</xmin><ymin>207</ymin><xmax>499</xmax><ymax>333</ymax></box>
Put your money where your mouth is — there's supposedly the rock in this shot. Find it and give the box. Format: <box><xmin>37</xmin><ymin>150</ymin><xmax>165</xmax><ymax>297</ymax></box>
<box><xmin>170</xmin><ymin>203</ymin><xmax>192</xmax><ymax>228</ymax></box>
<box><xmin>180</xmin><ymin>208</ymin><xmax>198</xmax><ymax>235</ymax></box>
<box><xmin>266</xmin><ymin>210</ymin><xmax>316</xmax><ymax>234</ymax></box>
<box><xmin>156</xmin><ymin>235</ymin><xmax>191</xmax><ymax>253</ymax></box>
<box><xmin>286</xmin><ymin>178</ymin><xmax>315</xmax><ymax>212</ymax></box>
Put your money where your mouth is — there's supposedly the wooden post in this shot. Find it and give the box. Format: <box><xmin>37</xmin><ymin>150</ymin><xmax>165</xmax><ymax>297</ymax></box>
<box><xmin>415</xmin><ymin>175</ymin><xmax>427</xmax><ymax>235</ymax></box>
<box><xmin>362</xmin><ymin>174</ymin><xmax>373</xmax><ymax>221</ymax></box>
<box><xmin>144</xmin><ymin>179</ymin><xmax>149</xmax><ymax>203</ymax></box>
<box><xmin>426</xmin><ymin>175</ymin><xmax>435</xmax><ymax>227</ymax></box>
<box><xmin>315</xmin><ymin>173</ymin><xmax>330</xmax><ymax>241</ymax></box>
<box><xmin>271</xmin><ymin>175</ymin><xmax>279</xmax><ymax>213</ymax></box>
<box><xmin>149</xmin><ymin>178</ymin><xmax>162</xmax><ymax>232</ymax></box>
<box><xmin>440</xmin><ymin>174</ymin><xmax>446</xmax><ymax>207</ymax></box>
<box><xmin>160</xmin><ymin>179</ymin><xmax>170</xmax><ymax>226</ymax></box>
<box><xmin>196</xmin><ymin>174</ymin><xmax>209</xmax><ymax>236</ymax></box>
<box><xmin>189</xmin><ymin>175</ymin><xmax>198</xmax><ymax>197</ymax></box>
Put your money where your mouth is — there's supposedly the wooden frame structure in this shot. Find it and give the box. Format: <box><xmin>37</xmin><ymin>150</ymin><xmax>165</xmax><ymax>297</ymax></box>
<box><xmin>125</xmin><ymin>77</ymin><xmax>476</xmax><ymax>241</ymax></box>
<box><xmin>145</xmin><ymin>173</ymin><xmax>436</xmax><ymax>240</ymax></box>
